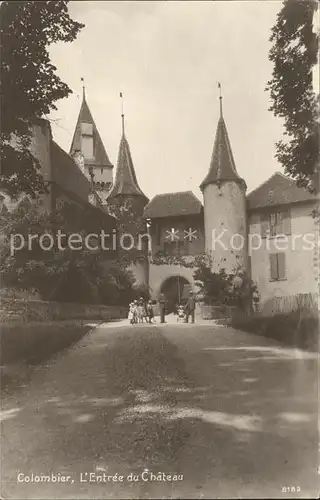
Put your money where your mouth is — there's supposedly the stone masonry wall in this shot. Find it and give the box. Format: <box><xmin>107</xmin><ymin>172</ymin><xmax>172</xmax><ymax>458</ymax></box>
<box><xmin>0</xmin><ymin>298</ymin><xmax>128</xmax><ymax>324</ymax></box>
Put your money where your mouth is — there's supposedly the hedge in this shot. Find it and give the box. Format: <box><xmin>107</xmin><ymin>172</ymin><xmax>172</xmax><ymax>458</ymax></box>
<box><xmin>230</xmin><ymin>310</ymin><xmax>318</xmax><ymax>351</ymax></box>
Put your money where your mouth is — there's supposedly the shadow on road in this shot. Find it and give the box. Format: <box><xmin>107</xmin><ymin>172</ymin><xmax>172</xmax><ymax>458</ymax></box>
<box><xmin>1</xmin><ymin>326</ymin><xmax>318</xmax><ymax>499</ymax></box>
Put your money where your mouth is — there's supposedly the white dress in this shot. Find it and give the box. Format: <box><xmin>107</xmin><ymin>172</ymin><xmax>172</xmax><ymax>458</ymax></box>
<box><xmin>128</xmin><ymin>306</ymin><xmax>134</xmax><ymax>321</ymax></box>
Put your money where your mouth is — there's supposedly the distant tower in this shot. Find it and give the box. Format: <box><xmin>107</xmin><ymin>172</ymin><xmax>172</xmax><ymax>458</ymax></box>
<box><xmin>70</xmin><ymin>81</ymin><xmax>113</xmax><ymax>203</ymax></box>
<box><xmin>200</xmin><ymin>85</ymin><xmax>247</xmax><ymax>274</ymax></box>
<box><xmin>107</xmin><ymin>93</ymin><xmax>149</xmax><ymax>287</ymax></box>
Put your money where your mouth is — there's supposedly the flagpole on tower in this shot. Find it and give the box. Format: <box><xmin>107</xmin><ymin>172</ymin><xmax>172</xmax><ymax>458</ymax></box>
<box><xmin>120</xmin><ymin>92</ymin><xmax>125</xmax><ymax>135</ymax></box>
<box><xmin>81</xmin><ymin>77</ymin><xmax>85</xmax><ymax>100</ymax></box>
<box><xmin>218</xmin><ymin>81</ymin><xmax>223</xmax><ymax>117</ymax></box>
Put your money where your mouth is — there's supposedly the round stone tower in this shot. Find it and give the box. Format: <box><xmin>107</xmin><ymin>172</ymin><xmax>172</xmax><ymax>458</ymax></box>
<box><xmin>200</xmin><ymin>95</ymin><xmax>247</xmax><ymax>274</ymax></box>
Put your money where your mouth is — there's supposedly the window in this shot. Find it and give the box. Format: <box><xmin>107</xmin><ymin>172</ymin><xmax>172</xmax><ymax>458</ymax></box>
<box><xmin>163</xmin><ymin>241</ymin><xmax>175</xmax><ymax>256</ymax></box>
<box><xmin>269</xmin><ymin>253</ymin><xmax>286</xmax><ymax>281</ymax></box>
<box><xmin>81</xmin><ymin>122</ymin><xmax>93</xmax><ymax>135</ymax></box>
<box><xmin>163</xmin><ymin>239</ymin><xmax>185</xmax><ymax>256</ymax></box>
<box><xmin>177</xmin><ymin>239</ymin><xmax>185</xmax><ymax>255</ymax></box>
<box><xmin>261</xmin><ymin>209</ymin><xmax>291</xmax><ymax>237</ymax></box>
<box><xmin>270</xmin><ymin>211</ymin><xmax>290</xmax><ymax>236</ymax></box>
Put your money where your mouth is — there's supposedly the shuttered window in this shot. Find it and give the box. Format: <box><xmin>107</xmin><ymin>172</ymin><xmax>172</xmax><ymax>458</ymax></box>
<box><xmin>282</xmin><ymin>209</ymin><xmax>291</xmax><ymax>235</ymax></box>
<box><xmin>269</xmin><ymin>209</ymin><xmax>291</xmax><ymax>236</ymax></box>
<box><xmin>269</xmin><ymin>253</ymin><xmax>286</xmax><ymax>281</ymax></box>
<box><xmin>278</xmin><ymin>252</ymin><xmax>286</xmax><ymax>279</ymax></box>
<box><xmin>270</xmin><ymin>254</ymin><xmax>278</xmax><ymax>280</ymax></box>
<box><xmin>261</xmin><ymin>209</ymin><xmax>291</xmax><ymax>237</ymax></box>
<box><xmin>261</xmin><ymin>212</ymin><xmax>270</xmax><ymax>238</ymax></box>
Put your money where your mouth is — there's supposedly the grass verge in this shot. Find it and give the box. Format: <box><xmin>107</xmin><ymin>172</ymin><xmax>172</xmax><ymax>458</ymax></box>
<box><xmin>0</xmin><ymin>320</ymin><xmax>94</xmax><ymax>392</ymax></box>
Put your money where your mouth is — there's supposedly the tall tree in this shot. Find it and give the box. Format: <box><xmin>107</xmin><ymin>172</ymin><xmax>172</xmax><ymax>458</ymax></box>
<box><xmin>0</xmin><ymin>1</ymin><xmax>84</xmax><ymax>198</ymax></box>
<box><xmin>266</xmin><ymin>0</ymin><xmax>319</xmax><ymax>192</ymax></box>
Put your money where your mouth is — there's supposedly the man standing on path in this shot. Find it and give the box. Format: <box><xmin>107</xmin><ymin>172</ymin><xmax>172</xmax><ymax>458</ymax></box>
<box><xmin>185</xmin><ymin>291</ymin><xmax>196</xmax><ymax>323</ymax></box>
<box><xmin>158</xmin><ymin>293</ymin><xmax>167</xmax><ymax>323</ymax></box>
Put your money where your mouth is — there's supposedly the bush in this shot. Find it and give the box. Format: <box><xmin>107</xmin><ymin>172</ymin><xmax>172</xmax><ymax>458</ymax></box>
<box><xmin>230</xmin><ymin>309</ymin><xmax>318</xmax><ymax>351</ymax></box>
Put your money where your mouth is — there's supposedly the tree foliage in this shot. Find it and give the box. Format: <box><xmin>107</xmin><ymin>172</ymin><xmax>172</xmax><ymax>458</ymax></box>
<box><xmin>0</xmin><ymin>201</ymin><xmax>137</xmax><ymax>305</ymax></box>
<box><xmin>192</xmin><ymin>257</ymin><xmax>258</xmax><ymax>311</ymax></box>
<box><xmin>148</xmin><ymin>250</ymin><xmax>258</xmax><ymax>310</ymax></box>
<box><xmin>266</xmin><ymin>0</ymin><xmax>319</xmax><ymax>191</ymax></box>
<box><xmin>0</xmin><ymin>1</ymin><xmax>84</xmax><ymax>198</ymax></box>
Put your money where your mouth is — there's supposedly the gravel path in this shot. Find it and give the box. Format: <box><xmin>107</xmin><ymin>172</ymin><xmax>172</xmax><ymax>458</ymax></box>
<box><xmin>1</xmin><ymin>321</ymin><xmax>318</xmax><ymax>499</ymax></box>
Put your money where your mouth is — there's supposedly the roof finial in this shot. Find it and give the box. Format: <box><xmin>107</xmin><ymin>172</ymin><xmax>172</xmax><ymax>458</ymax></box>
<box><xmin>81</xmin><ymin>77</ymin><xmax>85</xmax><ymax>100</ymax></box>
<box><xmin>218</xmin><ymin>81</ymin><xmax>223</xmax><ymax>118</ymax></box>
<box><xmin>120</xmin><ymin>92</ymin><xmax>125</xmax><ymax>136</ymax></box>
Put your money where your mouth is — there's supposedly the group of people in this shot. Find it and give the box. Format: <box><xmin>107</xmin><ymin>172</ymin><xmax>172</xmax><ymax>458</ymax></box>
<box><xmin>128</xmin><ymin>297</ymin><xmax>155</xmax><ymax>325</ymax></box>
<box><xmin>128</xmin><ymin>291</ymin><xmax>196</xmax><ymax>326</ymax></box>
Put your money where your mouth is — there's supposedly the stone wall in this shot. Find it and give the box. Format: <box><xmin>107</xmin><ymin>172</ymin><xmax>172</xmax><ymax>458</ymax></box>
<box><xmin>0</xmin><ymin>298</ymin><xmax>128</xmax><ymax>324</ymax></box>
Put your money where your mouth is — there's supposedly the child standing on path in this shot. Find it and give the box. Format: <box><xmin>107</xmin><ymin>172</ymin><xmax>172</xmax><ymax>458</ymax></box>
<box><xmin>128</xmin><ymin>302</ymin><xmax>134</xmax><ymax>324</ymax></box>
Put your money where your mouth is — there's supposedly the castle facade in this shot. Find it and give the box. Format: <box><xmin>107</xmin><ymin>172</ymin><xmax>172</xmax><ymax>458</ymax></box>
<box><xmin>68</xmin><ymin>90</ymin><xmax>319</xmax><ymax>311</ymax></box>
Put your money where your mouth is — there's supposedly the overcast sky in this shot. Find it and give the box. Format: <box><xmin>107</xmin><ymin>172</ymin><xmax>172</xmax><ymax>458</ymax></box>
<box><xmin>49</xmin><ymin>0</ymin><xmax>286</xmax><ymax>201</ymax></box>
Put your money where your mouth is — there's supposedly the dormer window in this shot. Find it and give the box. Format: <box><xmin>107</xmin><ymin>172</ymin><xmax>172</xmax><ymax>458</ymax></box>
<box><xmin>81</xmin><ymin>122</ymin><xmax>93</xmax><ymax>135</ymax></box>
<box><xmin>81</xmin><ymin>122</ymin><xmax>93</xmax><ymax>160</ymax></box>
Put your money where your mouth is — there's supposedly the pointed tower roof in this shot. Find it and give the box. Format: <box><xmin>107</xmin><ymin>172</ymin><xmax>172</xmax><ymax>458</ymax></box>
<box><xmin>107</xmin><ymin>133</ymin><xmax>148</xmax><ymax>201</ymax></box>
<box><xmin>107</xmin><ymin>100</ymin><xmax>148</xmax><ymax>202</ymax></box>
<box><xmin>200</xmin><ymin>91</ymin><xmax>245</xmax><ymax>191</ymax></box>
<box><xmin>69</xmin><ymin>87</ymin><xmax>113</xmax><ymax>168</ymax></box>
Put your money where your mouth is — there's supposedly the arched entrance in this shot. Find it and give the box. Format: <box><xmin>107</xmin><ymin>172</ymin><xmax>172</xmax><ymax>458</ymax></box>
<box><xmin>160</xmin><ymin>275</ymin><xmax>191</xmax><ymax>313</ymax></box>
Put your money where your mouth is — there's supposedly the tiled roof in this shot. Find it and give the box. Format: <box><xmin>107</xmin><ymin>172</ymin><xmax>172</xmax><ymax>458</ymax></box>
<box><xmin>200</xmin><ymin>115</ymin><xmax>245</xmax><ymax>190</ymax></box>
<box><xmin>143</xmin><ymin>191</ymin><xmax>203</xmax><ymax>219</ymax></box>
<box><xmin>247</xmin><ymin>172</ymin><xmax>316</xmax><ymax>209</ymax></box>
<box><xmin>107</xmin><ymin>133</ymin><xmax>148</xmax><ymax>201</ymax></box>
<box><xmin>69</xmin><ymin>96</ymin><xmax>113</xmax><ymax>168</ymax></box>
<box><xmin>51</xmin><ymin>142</ymin><xmax>116</xmax><ymax>222</ymax></box>
<box><xmin>51</xmin><ymin>141</ymin><xmax>93</xmax><ymax>203</ymax></box>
